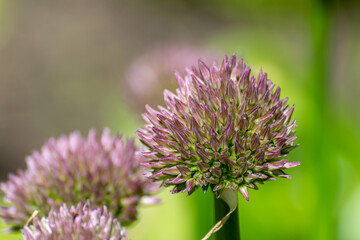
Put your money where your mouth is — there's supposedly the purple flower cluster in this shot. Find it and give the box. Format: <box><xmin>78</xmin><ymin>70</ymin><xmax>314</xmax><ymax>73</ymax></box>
<box><xmin>22</xmin><ymin>201</ymin><xmax>127</xmax><ymax>240</ymax></box>
<box><xmin>1</xmin><ymin>128</ymin><xmax>158</xmax><ymax>230</ymax></box>
<box><xmin>137</xmin><ymin>54</ymin><xmax>300</xmax><ymax>201</ymax></box>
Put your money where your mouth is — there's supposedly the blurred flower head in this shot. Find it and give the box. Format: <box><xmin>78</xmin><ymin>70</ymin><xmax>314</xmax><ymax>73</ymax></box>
<box><xmin>137</xmin><ymin>54</ymin><xmax>299</xmax><ymax>201</ymax></box>
<box><xmin>124</xmin><ymin>44</ymin><xmax>218</xmax><ymax>111</ymax></box>
<box><xmin>1</xmin><ymin>128</ymin><xmax>159</xmax><ymax>230</ymax></box>
<box><xmin>22</xmin><ymin>201</ymin><xmax>127</xmax><ymax>240</ymax></box>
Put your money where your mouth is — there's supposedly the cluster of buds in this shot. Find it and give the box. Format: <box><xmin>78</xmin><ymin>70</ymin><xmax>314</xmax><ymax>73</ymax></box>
<box><xmin>1</xmin><ymin>128</ymin><xmax>159</xmax><ymax>230</ymax></box>
<box><xmin>22</xmin><ymin>201</ymin><xmax>127</xmax><ymax>240</ymax></box>
<box><xmin>137</xmin><ymin>54</ymin><xmax>299</xmax><ymax>201</ymax></box>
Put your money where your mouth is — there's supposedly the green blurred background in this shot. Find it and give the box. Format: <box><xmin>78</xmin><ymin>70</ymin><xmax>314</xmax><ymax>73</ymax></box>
<box><xmin>0</xmin><ymin>0</ymin><xmax>360</xmax><ymax>239</ymax></box>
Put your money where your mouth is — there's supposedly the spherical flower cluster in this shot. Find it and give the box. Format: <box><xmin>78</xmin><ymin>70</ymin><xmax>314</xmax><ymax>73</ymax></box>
<box><xmin>1</xmin><ymin>128</ymin><xmax>159</xmax><ymax>230</ymax></box>
<box><xmin>137</xmin><ymin>54</ymin><xmax>300</xmax><ymax>201</ymax></box>
<box><xmin>22</xmin><ymin>201</ymin><xmax>127</xmax><ymax>240</ymax></box>
<box><xmin>124</xmin><ymin>44</ymin><xmax>218</xmax><ymax>111</ymax></box>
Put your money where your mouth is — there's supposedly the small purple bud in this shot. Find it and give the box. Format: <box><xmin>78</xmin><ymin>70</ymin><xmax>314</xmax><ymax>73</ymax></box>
<box><xmin>210</xmin><ymin>167</ymin><xmax>222</xmax><ymax>178</ymax></box>
<box><xmin>177</xmin><ymin>165</ymin><xmax>192</xmax><ymax>176</ymax></box>
<box><xmin>283</xmin><ymin>161</ymin><xmax>301</xmax><ymax>169</ymax></box>
<box><xmin>210</xmin><ymin>128</ymin><xmax>220</xmax><ymax>152</ymax></box>
<box><xmin>248</xmin><ymin>183</ymin><xmax>258</xmax><ymax>190</ymax></box>
<box><xmin>197</xmin><ymin>161</ymin><xmax>210</xmax><ymax>172</ymax></box>
<box><xmin>163</xmin><ymin>166</ymin><xmax>180</xmax><ymax>175</ymax></box>
<box><xmin>239</xmin><ymin>186</ymin><xmax>250</xmax><ymax>202</ymax></box>
<box><xmin>219</xmin><ymin>153</ymin><xmax>230</xmax><ymax>164</ymax></box>
<box><xmin>165</xmin><ymin>176</ymin><xmax>187</xmax><ymax>185</ymax></box>
<box><xmin>239</xmin><ymin>162</ymin><xmax>248</xmax><ymax>175</ymax></box>
<box><xmin>186</xmin><ymin>179</ymin><xmax>197</xmax><ymax>196</ymax></box>
<box><xmin>213</xmin><ymin>182</ymin><xmax>225</xmax><ymax>192</ymax></box>
<box><xmin>250</xmin><ymin>133</ymin><xmax>260</xmax><ymax>151</ymax></box>
<box><xmin>272</xmin><ymin>169</ymin><xmax>291</xmax><ymax>178</ymax></box>
<box><xmin>238</xmin><ymin>114</ymin><xmax>249</xmax><ymax>132</ymax></box>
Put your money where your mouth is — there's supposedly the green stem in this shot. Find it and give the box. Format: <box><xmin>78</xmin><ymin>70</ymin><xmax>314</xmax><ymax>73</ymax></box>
<box><xmin>214</xmin><ymin>196</ymin><xmax>240</xmax><ymax>240</ymax></box>
<box><xmin>308</xmin><ymin>1</ymin><xmax>338</xmax><ymax>239</ymax></box>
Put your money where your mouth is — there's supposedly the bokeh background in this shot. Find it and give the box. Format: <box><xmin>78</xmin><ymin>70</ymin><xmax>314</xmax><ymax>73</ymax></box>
<box><xmin>1</xmin><ymin>0</ymin><xmax>360</xmax><ymax>239</ymax></box>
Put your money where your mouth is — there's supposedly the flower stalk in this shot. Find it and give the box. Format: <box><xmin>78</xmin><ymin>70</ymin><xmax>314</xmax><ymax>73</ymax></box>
<box><xmin>202</xmin><ymin>187</ymin><xmax>240</xmax><ymax>240</ymax></box>
<box><xmin>214</xmin><ymin>196</ymin><xmax>240</xmax><ymax>240</ymax></box>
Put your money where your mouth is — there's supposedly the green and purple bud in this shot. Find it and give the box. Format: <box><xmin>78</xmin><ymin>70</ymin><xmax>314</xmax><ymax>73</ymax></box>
<box><xmin>1</xmin><ymin>128</ymin><xmax>159</xmax><ymax>230</ymax></box>
<box><xmin>137</xmin><ymin>54</ymin><xmax>299</xmax><ymax>201</ymax></box>
<box><xmin>22</xmin><ymin>201</ymin><xmax>127</xmax><ymax>240</ymax></box>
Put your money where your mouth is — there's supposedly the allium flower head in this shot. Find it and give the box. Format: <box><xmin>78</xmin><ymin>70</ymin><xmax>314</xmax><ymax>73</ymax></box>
<box><xmin>124</xmin><ymin>45</ymin><xmax>218</xmax><ymax>111</ymax></box>
<box><xmin>137</xmin><ymin>54</ymin><xmax>299</xmax><ymax>201</ymax></box>
<box><xmin>21</xmin><ymin>201</ymin><xmax>127</xmax><ymax>240</ymax></box>
<box><xmin>1</xmin><ymin>128</ymin><xmax>158</xmax><ymax>230</ymax></box>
